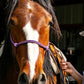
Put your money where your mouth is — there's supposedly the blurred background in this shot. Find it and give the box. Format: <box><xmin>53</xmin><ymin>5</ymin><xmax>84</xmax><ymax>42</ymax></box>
<box><xmin>50</xmin><ymin>0</ymin><xmax>84</xmax><ymax>83</ymax></box>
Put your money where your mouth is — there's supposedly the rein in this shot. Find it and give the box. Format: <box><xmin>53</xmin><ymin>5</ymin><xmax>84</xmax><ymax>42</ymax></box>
<box><xmin>49</xmin><ymin>43</ymin><xmax>64</xmax><ymax>84</ymax></box>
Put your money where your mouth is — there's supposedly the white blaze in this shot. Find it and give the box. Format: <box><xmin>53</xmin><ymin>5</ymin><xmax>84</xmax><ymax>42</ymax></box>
<box><xmin>22</xmin><ymin>3</ymin><xmax>39</xmax><ymax>80</ymax></box>
<box><xmin>23</xmin><ymin>21</ymin><xmax>39</xmax><ymax>80</ymax></box>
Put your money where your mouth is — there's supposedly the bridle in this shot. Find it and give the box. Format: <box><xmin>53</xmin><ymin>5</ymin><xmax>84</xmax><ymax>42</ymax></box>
<box><xmin>10</xmin><ymin>34</ymin><xmax>49</xmax><ymax>54</ymax></box>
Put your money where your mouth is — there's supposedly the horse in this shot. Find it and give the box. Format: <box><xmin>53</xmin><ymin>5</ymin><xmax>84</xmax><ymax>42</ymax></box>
<box><xmin>0</xmin><ymin>0</ymin><xmax>68</xmax><ymax>84</ymax></box>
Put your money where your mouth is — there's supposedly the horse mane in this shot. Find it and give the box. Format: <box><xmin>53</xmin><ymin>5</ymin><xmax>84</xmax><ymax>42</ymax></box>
<box><xmin>0</xmin><ymin>30</ymin><xmax>19</xmax><ymax>78</ymax></box>
<box><xmin>43</xmin><ymin>49</ymin><xmax>60</xmax><ymax>84</ymax></box>
<box><xmin>43</xmin><ymin>50</ymin><xmax>55</xmax><ymax>84</ymax></box>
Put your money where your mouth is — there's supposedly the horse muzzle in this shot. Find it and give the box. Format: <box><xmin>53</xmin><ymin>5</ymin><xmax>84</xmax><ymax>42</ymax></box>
<box><xmin>18</xmin><ymin>72</ymin><xmax>47</xmax><ymax>84</ymax></box>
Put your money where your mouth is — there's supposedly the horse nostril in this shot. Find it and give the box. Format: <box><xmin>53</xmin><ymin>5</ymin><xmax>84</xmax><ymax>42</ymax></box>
<box><xmin>38</xmin><ymin>73</ymin><xmax>47</xmax><ymax>84</ymax></box>
<box><xmin>40</xmin><ymin>74</ymin><xmax>46</xmax><ymax>81</ymax></box>
<box><xmin>18</xmin><ymin>72</ymin><xmax>29</xmax><ymax>84</ymax></box>
<box><xmin>38</xmin><ymin>73</ymin><xmax>47</xmax><ymax>83</ymax></box>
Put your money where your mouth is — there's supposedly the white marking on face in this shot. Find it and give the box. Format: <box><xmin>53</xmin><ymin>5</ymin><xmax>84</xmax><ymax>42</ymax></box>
<box><xmin>27</xmin><ymin>2</ymin><xmax>32</xmax><ymax>9</ymax></box>
<box><xmin>23</xmin><ymin>21</ymin><xmax>39</xmax><ymax>80</ymax></box>
<box><xmin>27</xmin><ymin>2</ymin><xmax>32</xmax><ymax>16</ymax></box>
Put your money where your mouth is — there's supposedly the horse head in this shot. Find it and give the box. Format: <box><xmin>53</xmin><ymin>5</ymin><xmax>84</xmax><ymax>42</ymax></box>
<box><xmin>10</xmin><ymin>0</ymin><xmax>52</xmax><ymax>84</ymax></box>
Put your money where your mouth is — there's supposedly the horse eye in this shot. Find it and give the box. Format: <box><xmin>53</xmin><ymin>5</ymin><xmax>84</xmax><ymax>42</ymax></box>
<box><xmin>10</xmin><ymin>19</ymin><xmax>15</xmax><ymax>25</ymax></box>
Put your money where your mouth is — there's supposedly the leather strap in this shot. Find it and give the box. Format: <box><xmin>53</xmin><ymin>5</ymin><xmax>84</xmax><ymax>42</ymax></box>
<box><xmin>49</xmin><ymin>42</ymin><xmax>64</xmax><ymax>84</ymax></box>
